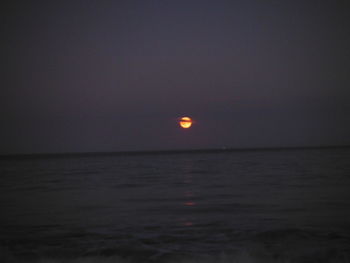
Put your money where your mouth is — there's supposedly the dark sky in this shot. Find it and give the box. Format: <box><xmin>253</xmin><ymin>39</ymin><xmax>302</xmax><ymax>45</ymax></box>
<box><xmin>2</xmin><ymin>0</ymin><xmax>350</xmax><ymax>154</ymax></box>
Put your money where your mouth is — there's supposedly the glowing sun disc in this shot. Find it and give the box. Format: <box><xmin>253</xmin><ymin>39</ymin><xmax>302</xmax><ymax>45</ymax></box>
<box><xmin>179</xmin><ymin>116</ymin><xmax>192</xmax><ymax>128</ymax></box>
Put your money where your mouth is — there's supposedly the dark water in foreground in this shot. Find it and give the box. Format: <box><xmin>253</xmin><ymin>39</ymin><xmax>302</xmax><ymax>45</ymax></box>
<box><xmin>1</xmin><ymin>148</ymin><xmax>350</xmax><ymax>262</ymax></box>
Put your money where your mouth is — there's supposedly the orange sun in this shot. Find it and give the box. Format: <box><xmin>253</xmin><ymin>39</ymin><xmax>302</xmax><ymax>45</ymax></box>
<box><xmin>179</xmin><ymin>116</ymin><xmax>192</xmax><ymax>129</ymax></box>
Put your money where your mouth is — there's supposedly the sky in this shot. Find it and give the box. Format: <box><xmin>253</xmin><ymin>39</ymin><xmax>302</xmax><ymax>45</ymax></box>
<box><xmin>1</xmin><ymin>0</ymin><xmax>350</xmax><ymax>154</ymax></box>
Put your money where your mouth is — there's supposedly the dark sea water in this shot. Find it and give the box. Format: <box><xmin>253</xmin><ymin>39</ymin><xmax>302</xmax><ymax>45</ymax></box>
<box><xmin>1</xmin><ymin>148</ymin><xmax>350</xmax><ymax>262</ymax></box>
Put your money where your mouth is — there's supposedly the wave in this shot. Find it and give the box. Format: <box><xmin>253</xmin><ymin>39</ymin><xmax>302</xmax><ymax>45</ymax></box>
<box><xmin>1</xmin><ymin>252</ymin><xmax>349</xmax><ymax>263</ymax></box>
<box><xmin>1</xmin><ymin>228</ymin><xmax>349</xmax><ymax>263</ymax></box>
<box><xmin>1</xmin><ymin>244</ymin><xmax>349</xmax><ymax>263</ymax></box>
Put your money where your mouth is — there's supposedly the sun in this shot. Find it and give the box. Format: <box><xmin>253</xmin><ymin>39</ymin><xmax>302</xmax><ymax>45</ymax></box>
<box><xmin>179</xmin><ymin>116</ymin><xmax>192</xmax><ymax>129</ymax></box>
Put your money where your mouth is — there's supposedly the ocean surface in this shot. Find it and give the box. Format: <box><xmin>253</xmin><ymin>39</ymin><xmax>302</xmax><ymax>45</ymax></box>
<box><xmin>1</xmin><ymin>147</ymin><xmax>350</xmax><ymax>263</ymax></box>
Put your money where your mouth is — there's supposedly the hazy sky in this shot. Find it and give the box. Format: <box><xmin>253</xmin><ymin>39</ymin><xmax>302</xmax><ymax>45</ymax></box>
<box><xmin>2</xmin><ymin>0</ymin><xmax>350</xmax><ymax>154</ymax></box>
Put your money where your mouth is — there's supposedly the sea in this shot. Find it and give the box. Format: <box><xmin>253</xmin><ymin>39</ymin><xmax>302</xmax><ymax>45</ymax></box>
<box><xmin>0</xmin><ymin>147</ymin><xmax>350</xmax><ymax>263</ymax></box>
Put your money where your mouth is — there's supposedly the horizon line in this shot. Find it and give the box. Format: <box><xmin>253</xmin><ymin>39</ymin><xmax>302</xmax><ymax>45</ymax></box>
<box><xmin>1</xmin><ymin>144</ymin><xmax>349</xmax><ymax>159</ymax></box>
